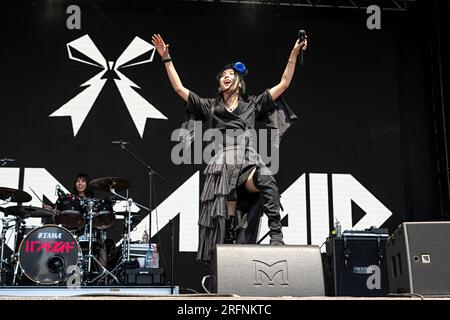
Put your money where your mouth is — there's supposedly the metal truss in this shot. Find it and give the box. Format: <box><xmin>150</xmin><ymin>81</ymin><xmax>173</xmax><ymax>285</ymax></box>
<box><xmin>183</xmin><ymin>0</ymin><xmax>417</xmax><ymax>11</ymax></box>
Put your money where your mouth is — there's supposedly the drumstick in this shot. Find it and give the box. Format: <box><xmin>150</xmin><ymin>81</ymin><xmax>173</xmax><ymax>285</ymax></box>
<box><xmin>28</xmin><ymin>186</ymin><xmax>44</xmax><ymax>204</ymax></box>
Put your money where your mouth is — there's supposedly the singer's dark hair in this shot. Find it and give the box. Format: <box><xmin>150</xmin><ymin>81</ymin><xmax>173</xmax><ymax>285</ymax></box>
<box><xmin>72</xmin><ymin>173</ymin><xmax>94</xmax><ymax>197</ymax></box>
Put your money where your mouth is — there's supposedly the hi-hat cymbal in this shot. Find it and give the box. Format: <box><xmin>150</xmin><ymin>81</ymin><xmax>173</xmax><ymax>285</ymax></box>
<box><xmin>89</xmin><ymin>177</ymin><xmax>131</xmax><ymax>192</ymax></box>
<box><xmin>0</xmin><ymin>187</ymin><xmax>32</xmax><ymax>203</ymax></box>
<box><xmin>0</xmin><ymin>206</ymin><xmax>55</xmax><ymax>218</ymax></box>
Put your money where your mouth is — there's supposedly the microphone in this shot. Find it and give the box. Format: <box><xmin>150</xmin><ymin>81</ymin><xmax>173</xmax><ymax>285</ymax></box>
<box><xmin>298</xmin><ymin>29</ymin><xmax>307</xmax><ymax>66</ymax></box>
<box><xmin>56</xmin><ymin>185</ymin><xmax>66</xmax><ymax>198</ymax></box>
<box><xmin>0</xmin><ymin>158</ymin><xmax>15</xmax><ymax>166</ymax></box>
<box><xmin>112</xmin><ymin>140</ymin><xmax>129</xmax><ymax>145</ymax></box>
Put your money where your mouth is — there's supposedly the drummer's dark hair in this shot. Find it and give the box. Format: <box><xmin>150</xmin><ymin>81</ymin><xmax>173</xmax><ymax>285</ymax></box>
<box><xmin>73</xmin><ymin>173</ymin><xmax>94</xmax><ymax>197</ymax></box>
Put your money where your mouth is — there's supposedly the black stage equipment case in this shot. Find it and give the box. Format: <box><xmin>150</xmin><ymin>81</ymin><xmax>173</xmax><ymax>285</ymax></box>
<box><xmin>324</xmin><ymin>229</ymin><xmax>389</xmax><ymax>297</ymax></box>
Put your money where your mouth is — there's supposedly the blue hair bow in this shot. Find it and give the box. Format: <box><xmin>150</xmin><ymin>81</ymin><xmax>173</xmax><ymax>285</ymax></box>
<box><xmin>233</xmin><ymin>62</ymin><xmax>248</xmax><ymax>76</ymax></box>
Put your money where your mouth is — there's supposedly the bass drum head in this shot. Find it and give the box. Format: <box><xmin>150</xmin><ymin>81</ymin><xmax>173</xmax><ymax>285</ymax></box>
<box><xmin>18</xmin><ymin>225</ymin><xmax>80</xmax><ymax>285</ymax></box>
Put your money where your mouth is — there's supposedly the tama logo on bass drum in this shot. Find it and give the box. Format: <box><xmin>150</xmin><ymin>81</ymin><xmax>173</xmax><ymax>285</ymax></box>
<box><xmin>38</xmin><ymin>232</ymin><xmax>63</xmax><ymax>239</ymax></box>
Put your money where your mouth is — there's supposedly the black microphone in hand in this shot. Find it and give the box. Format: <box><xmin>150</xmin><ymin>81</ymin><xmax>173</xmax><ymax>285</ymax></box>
<box><xmin>298</xmin><ymin>29</ymin><xmax>307</xmax><ymax>66</ymax></box>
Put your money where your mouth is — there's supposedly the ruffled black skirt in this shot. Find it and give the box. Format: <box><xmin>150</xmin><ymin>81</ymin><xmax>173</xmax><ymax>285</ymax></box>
<box><xmin>196</xmin><ymin>145</ymin><xmax>266</xmax><ymax>264</ymax></box>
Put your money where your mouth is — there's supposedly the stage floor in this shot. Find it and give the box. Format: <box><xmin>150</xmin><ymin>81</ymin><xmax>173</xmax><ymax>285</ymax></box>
<box><xmin>0</xmin><ymin>286</ymin><xmax>179</xmax><ymax>298</ymax></box>
<box><xmin>0</xmin><ymin>286</ymin><xmax>448</xmax><ymax>300</ymax></box>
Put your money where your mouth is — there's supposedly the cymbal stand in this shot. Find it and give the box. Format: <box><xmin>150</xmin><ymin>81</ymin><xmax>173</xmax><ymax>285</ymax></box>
<box><xmin>107</xmin><ymin>187</ymin><xmax>131</xmax><ymax>264</ymax></box>
<box><xmin>110</xmin><ymin>187</ymin><xmax>150</xmax><ymax>262</ymax></box>
<box><xmin>86</xmin><ymin>199</ymin><xmax>95</xmax><ymax>273</ymax></box>
<box><xmin>109</xmin><ymin>188</ymin><xmax>153</xmax><ymax>280</ymax></box>
<box><xmin>0</xmin><ymin>196</ymin><xmax>12</xmax><ymax>207</ymax></box>
<box><xmin>0</xmin><ymin>217</ymin><xmax>6</xmax><ymax>285</ymax></box>
<box><xmin>11</xmin><ymin>216</ymin><xmax>26</xmax><ymax>286</ymax></box>
<box><xmin>0</xmin><ymin>216</ymin><xmax>14</xmax><ymax>285</ymax></box>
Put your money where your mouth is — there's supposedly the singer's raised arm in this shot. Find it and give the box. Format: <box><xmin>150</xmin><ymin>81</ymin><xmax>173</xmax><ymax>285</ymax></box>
<box><xmin>269</xmin><ymin>37</ymin><xmax>308</xmax><ymax>101</ymax></box>
<box><xmin>151</xmin><ymin>34</ymin><xmax>190</xmax><ymax>102</ymax></box>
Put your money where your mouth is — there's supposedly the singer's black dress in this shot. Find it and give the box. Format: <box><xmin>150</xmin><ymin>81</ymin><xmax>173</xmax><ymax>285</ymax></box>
<box><xmin>179</xmin><ymin>89</ymin><xmax>297</xmax><ymax>264</ymax></box>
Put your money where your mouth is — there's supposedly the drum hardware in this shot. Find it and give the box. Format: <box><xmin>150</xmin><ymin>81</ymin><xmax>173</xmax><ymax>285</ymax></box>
<box><xmin>109</xmin><ymin>188</ymin><xmax>149</xmax><ymax>263</ymax></box>
<box><xmin>83</xmin><ymin>257</ymin><xmax>120</xmax><ymax>285</ymax></box>
<box><xmin>90</xmin><ymin>179</ymin><xmax>149</xmax><ymax>281</ymax></box>
<box><xmin>0</xmin><ymin>186</ymin><xmax>32</xmax><ymax>285</ymax></box>
<box><xmin>0</xmin><ymin>216</ymin><xmax>18</xmax><ymax>285</ymax></box>
<box><xmin>0</xmin><ymin>210</ymin><xmax>42</xmax><ymax>286</ymax></box>
<box><xmin>75</xmin><ymin>198</ymin><xmax>118</xmax><ymax>285</ymax></box>
<box><xmin>85</xmin><ymin>199</ymin><xmax>95</xmax><ymax>273</ymax></box>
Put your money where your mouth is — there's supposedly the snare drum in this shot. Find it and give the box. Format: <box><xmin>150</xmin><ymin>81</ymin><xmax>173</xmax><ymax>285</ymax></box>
<box><xmin>18</xmin><ymin>225</ymin><xmax>80</xmax><ymax>285</ymax></box>
<box><xmin>54</xmin><ymin>195</ymin><xmax>85</xmax><ymax>231</ymax></box>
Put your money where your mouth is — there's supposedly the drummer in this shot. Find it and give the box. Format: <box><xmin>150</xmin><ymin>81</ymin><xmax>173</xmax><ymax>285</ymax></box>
<box><xmin>44</xmin><ymin>173</ymin><xmax>108</xmax><ymax>269</ymax></box>
<box><xmin>72</xmin><ymin>173</ymin><xmax>95</xmax><ymax>199</ymax></box>
<box><xmin>42</xmin><ymin>173</ymin><xmax>93</xmax><ymax>209</ymax></box>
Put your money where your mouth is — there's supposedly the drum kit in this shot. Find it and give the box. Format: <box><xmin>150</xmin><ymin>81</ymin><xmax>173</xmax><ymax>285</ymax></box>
<box><xmin>0</xmin><ymin>177</ymin><xmax>145</xmax><ymax>287</ymax></box>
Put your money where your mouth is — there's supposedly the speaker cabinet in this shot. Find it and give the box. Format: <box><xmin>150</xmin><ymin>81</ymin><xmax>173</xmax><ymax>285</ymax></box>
<box><xmin>386</xmin><ymin>222</ymin><xmax>450</xmax><ymax>295</ymax></box>
<box><xmin>212</xmin><ymin>244</ymin><xmax>325</xmax><ymax>297</ymax></box>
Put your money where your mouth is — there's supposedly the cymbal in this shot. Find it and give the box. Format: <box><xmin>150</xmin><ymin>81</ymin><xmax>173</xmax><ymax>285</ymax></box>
<box><xmin>89</xmin><ymin>177</ymin><xmax>131</xmax><ymax>192</ymax></box>
<box><xmin>0</xmin><ymin>187</ymin><xmax>32</xmax><ymax>203</ymax></box>
<box><xmin>0</xmin><ymin>206</ymin><xmax>55</xmax><ymax>218</ymax></box>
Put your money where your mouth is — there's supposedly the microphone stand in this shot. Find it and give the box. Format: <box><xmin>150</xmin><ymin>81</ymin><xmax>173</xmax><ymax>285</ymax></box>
<box><xmin>115</xmin><ymin>142</ymin><xmax>163</xmax><ymax>261</ymax></box>
<box><xmin>0</xmin><ymin>158</ymin><xmax>15</xmax><ymax>167</ymax></box>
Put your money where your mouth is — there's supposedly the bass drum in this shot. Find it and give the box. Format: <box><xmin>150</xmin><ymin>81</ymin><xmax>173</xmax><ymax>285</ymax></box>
<box><xmin>18</xmin><ymin>225</ymin><xmax>80</xmax><ymax>285</ymax></box>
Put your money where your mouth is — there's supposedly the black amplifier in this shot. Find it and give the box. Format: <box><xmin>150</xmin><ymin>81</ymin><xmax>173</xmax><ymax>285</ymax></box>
<box><xmin>324</xmin><ymin>230</ymin><xmax>389</xmax><ymax>297</ymax></box>
<box><xmin>124</xmin><ymin>268</ymin><xmax>165</xmax><ymax>286</ymax></box>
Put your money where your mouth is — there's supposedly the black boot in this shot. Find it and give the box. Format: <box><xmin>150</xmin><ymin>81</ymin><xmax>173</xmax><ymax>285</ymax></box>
<box><xmin>253</xmin><ymin>168</ymin><xmax>285</xmax><ymax>245</ymax></box>
<box><xmin>225</xmin><ymin>215</ymin><xmax>236</xmax><ymax>244</ymax></box>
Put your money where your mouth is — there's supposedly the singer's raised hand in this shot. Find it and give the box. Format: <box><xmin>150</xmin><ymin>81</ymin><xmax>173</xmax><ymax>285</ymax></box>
<box><xmin>292</xmin><ymin>36</ymin><xmax>308</xmax><ymax>55</ymax></box>
<box><xmin>151</xmin><ymin>34</ymin><xmax>170</xmax><ymax>59</ymax></box>
<box><xmin>152</xmin><ymin>33</ymin><xmax>189</xmax><ymax>102</ymax></box>
<box><xmin>268</xmin><ymin>33</ymin><xmax>308</xmax><ymax>100</ymax></box>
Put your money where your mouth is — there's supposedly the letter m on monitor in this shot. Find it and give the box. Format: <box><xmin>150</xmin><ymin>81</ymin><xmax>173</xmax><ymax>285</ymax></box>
<box><xmin>253</xmin><ymin>260</ymin><xmax>289</xmax><ymax>286</ymax></box>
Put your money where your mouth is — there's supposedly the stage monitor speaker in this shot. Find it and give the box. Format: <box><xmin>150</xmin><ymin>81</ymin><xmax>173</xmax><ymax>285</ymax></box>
<box><xmin>386</xmin><ymin>222</ymin><xmax>450</xmax><ymax>295</ymax></box>
<box><xmin>212</xmin><ymin>244</ymin><xmax>325</xmax><ymax>297</ymax></box>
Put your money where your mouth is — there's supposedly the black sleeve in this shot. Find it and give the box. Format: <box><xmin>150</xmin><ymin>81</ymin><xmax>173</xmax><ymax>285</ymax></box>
<box><xmin>252</xmin><ymin>89</ymin><xmax>277</xmax><ymax>117</ymax></box>
<box><xmin>185</xmin><ymin>91</ymin><xmax>213</xmax><ymax>121</ymax></box>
